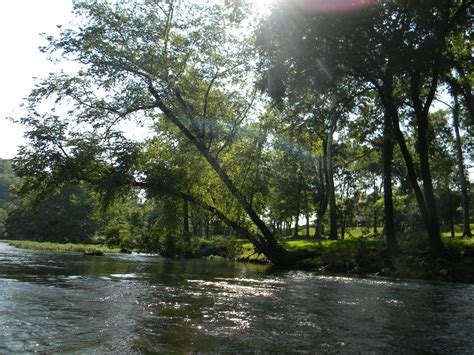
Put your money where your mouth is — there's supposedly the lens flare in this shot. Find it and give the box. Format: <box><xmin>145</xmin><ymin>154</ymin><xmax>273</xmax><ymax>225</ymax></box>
<box><xmin>249</xmin><ymin>0</ymin><xmax>277</xmax><ymax>16</ymax></box>
<box><xmin>293</xmin><ymin>0</ymin><xmax>377</xmax><ymax>13</ymax></box>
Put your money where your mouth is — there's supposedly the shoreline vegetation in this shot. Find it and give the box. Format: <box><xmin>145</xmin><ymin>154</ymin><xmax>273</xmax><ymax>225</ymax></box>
<box><xmin>241</xmin><ymin>233</ymin><xmax>474</xmax><ymax>284</ymax></box>
<box><xmin>6</xmin><ymin>227</ymin><xmax>474</xmax><ymax>284</ymax></box>
<box><xmin>7</xmin><ymin>240</ymin><xmax>120</xmax><ymax>255</ymax></box>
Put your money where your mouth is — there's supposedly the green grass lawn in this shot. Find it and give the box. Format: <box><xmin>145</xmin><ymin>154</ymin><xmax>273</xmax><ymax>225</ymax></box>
<box><xmin>8</xmin><ymin>240</ymin><xmax>121</xmax><ymax>254</ymax></box>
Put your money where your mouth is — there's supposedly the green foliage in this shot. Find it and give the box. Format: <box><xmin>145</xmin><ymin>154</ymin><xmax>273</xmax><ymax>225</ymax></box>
<box><xmin>95</xmin><ymin>196</ymin><xmax>162</xmax><ymax>253</ymax></box>
<box><xmin>101</xmin><ymin>218</ymin><xmax>135</xmax><ymax>253</ymax></box>
<box><xmin>152</xmin><ymin>197</ymin><xmax>184</xmax><ymax>257</ymax></box>
<box><xmin>0</xmin><ymin>208</ymin><xmax>7</xmax><ymax>237</ymax></box>
<box><xmin>190</xmin><ymin>236</ymin><xmax>241</xmax><ymax>260</ymax></box>
<box><xmin>5</xmin><ymin>184</ymin><xmax>99</xmax><ymax>243</ymax></box>
<box><xmin>0</xmin><ymin>159</ymin><xmax>17</xmax><ymax>209</ymax></box>
<box><xmin>0</xmin><ymin>159</ymin><xmax>19</xmax><ymax>236</ymax></box>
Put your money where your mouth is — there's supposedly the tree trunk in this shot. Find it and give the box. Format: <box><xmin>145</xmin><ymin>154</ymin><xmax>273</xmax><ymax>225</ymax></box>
<box><xmin>294</xmin><ymin>186</ymin><xmax>300</xmax><ymax>238</ymax></box>
<box><xmin>205</xmin><ymin>214</ymin><xmax>210</xmax><ymax>239</ymax></box>
<box><xmin>314</xmin><ymin>216</ymin><xmax>324</xmax><ymax>239</ymax></box>
<box><xmin>306</xmin><ymin>213</ymin><xmax>310</xmax><ymax>239</ymax></box>
<box><xmin>450</xmin><ymin>215</ymin><xmax>455</xmax><ymax>239</ymax></box>
<box><xmin>377</xmin><ymin>79</ymin><xmax>445</xmax><ymax>257</ymax></box>
<box><xmin>183</xmin><ymin>197</ymin><xmax>190</xmax><ymax>243</ymax></box>
<box><xmin>389</xmin><ymin>100</ymin><xmax>431</xmax><ymax>234</ymax></box>
<box><xmin>314</xmin><ymin>158</ymin><xmax>328</xmax><ymax>239</ymax></box>
<box><xmin>293</xmin><ymin>214</ymin><xmax>299</xmax><ymax>238</ymax></box>
<box><xmin>452</xmin><ymin>90</ymin><xmax>472</xmax><ymax>238</ymax></box>
<box><xmin>382</xmin><ymin>107</ymin><xmax>400</xmax><ymax>256</ymax></box>
<box><xmin>373</xmin><ymin>177</ymin><xmax>379</xmax><ymax>236</ymax></box>
<box><xmin>410</xmin><ymin>72</ymin><xmax>446</xmax><ymax>256</ymax></box>
<box><xmin>303</xmin><ymin>189</ymin><xmax>310</xmax><ymax>238</ymax></box>
<box><xmin>453</xmin><ymin>67</ymin><xmax>474</xmax><ymax>126</ymax></box>
<box><xmin>326</xmin><ymin>128</ymin><xmax>338</xmax><ymax>240</ymax></box>
<box><xmin>416</xmin><ymin>113</ymin><xmax>445</xmax><ymax>253</ymax></box>
<box><xmin>373</xmin><ymin>208</ymin><xmax>378</xmax><ymax>235</ymax></box>
<box><xmin>340</xmin><ymin>209</ymin><xmax>346</xmax><ymax>240</ymax></box>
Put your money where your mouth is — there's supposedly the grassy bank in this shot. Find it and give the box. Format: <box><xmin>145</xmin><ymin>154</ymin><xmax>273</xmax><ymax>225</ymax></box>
<box><xmin>8</xmin><ymin>240</ymin><xmax>121</xmax><ymax>254</ymax></box>
<box><xmin>238</xmin><ymin>234</ymin><xmax>474</xmax><ymax>283</ymax></box>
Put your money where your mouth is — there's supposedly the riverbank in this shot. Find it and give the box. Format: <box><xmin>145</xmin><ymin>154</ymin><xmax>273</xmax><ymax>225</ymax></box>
<box><xmin>7</xmin><ymin>240</ymin><xmax>121</xmax><ymax>254</ymax></box>
<box><xmin>6</xmin><ymin>236</ymin><xmax>474</xmax><ymax>283</ymax></box>
<box><xmin>239</xmin><ymin>236</ymin><xmax>474</xmax><ymax>283</ymax></box>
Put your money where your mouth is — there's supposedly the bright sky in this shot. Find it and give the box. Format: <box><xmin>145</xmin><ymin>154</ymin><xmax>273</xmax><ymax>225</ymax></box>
<box><xmin>0</xmin><ymin>0</ymin><xmax>269</xmax><ymax>161</ymax></box>
<box><xmin>0</xmin><ymin>0</ymin><xmax>73</xmax><ymax>159</ymax></box>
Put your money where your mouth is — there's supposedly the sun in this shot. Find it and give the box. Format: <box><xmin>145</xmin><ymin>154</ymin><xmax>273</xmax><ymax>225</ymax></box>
<box><xmin>248</xmin><ymin>0</ymin><xmax>277</xmax><ymax>17</ymax></box>
<box><xmin>247</xmin><ymin>0</ymin><xmax>378</xmax><ymax>16</ymax></box>
<box><xmin>289</xmin><ymin>0</ymin><xmax>377</xmax><ymax>14</ymax></box>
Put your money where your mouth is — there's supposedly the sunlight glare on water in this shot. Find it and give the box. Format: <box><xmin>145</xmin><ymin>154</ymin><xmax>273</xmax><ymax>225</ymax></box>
<box><xmin>0</xmin><ymin>242</ymin><xmax>473</xmax><ymax>353</ymax></box>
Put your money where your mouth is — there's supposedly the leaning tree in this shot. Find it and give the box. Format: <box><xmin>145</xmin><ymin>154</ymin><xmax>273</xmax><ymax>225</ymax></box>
<box><xmin>14</xmin><ymin>0</ymin><xmax>314</xmax><ymax>265</ymax></box>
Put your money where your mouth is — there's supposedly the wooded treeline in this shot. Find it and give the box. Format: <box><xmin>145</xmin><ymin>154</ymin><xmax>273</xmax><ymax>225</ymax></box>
<box><xmin>4</xmin><ymin>0</ymin><xmax>472</xmax><ymax>265</ymax></box>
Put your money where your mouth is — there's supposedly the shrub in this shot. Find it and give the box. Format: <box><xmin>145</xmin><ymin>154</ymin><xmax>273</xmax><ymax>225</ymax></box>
<box><xmin>191</xmin><ymin>236</ymin><xmax>241</xmax><ymax>260</ymax></box>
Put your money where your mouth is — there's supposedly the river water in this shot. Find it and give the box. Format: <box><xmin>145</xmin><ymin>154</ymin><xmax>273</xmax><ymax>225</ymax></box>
<box><xmin>0</xmin><ymin>242</ymin><xmax>473</xmax><ymax>353</ymax></box>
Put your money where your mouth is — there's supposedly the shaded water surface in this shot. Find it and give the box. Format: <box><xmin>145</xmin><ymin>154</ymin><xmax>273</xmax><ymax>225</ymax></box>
<box><xmin>0</xmin><ymin>242</ymin><xmax>473</xmax><ymax>353</ymax></box>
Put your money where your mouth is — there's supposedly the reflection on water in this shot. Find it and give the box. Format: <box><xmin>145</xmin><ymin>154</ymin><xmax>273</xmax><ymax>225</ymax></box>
<box><xmin>0</xmin><ymin>242</ymin><xmax>473</xmax><ymax>353</ymax></box>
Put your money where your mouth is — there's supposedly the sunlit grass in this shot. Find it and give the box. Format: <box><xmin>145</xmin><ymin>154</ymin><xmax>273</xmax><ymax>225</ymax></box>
<box><xmin>239</xmin><ymin>224</ymin><xmax>474</xmax><ymax>264</ymax></box>
<box><xmin>239</xmin><ymin>236</ymin><xmax>385</xmax><ymax>263</ymax></box>
<box><xmin>443</xmin><ymin>236</ymin><xmax>474</xmax><ymax>247</ymax></box>
<box><xmin>441</xmin><ymin>223</ymin><xmax>474</xmax><ymax>239</ymax></box>
<box><xmin>283</xmin><ymin>238</ymin><xmax>384</xmax><ymax>253</ymax></box>
<box><xmin>9</xmin><ymin>240</ymin><xmax>121</xmax><ymax>254</ymax></box>
<box><xmin>292</xmin><ymin>226</ymin><xmax>378</xmax><ymax>239</ymax></box>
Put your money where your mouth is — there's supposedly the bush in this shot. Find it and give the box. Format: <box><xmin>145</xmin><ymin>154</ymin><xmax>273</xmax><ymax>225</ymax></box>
<box><xmin>191</xmin><ymin>236</ymin><xmax>241</xmax><ymax>260</ymax></box>
<box><xmin>101</xmin><ymin>219</ymin><xmax>137</xmax><ymax>253</ymax></box>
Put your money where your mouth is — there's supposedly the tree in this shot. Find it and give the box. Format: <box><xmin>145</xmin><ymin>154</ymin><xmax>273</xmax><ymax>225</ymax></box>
<box><xmin>428</xmin><ymin>108</ymin><xmax>472</xmax><ymax>238</ymax></box>
<box><xmin>257</xmin><ymin>2</ymin><xmax>399</xmax><ymax>254</ymax></box>
<box><xmin>15</xmin><ymin>0</ymin><xmax>313</xmax><ymax>265</ymax></box>
<box><xmin>258</xmin><ymin>0</ymin><xmax>471</xmax><ymax>257</ymax></box>
<box><xmin>5</xmin><ymin>184</ymin><xmax>99</xmax><ymax>243</ymax></box>
<box><xmin>449</xmin><ymin>89</ymin><xmax>472</xmax><ymax>238</ymax></box>
<box><xmin>0</xmin><ymin>159</ymin><xmax>19</xmax><ymax>236</ymax></box>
